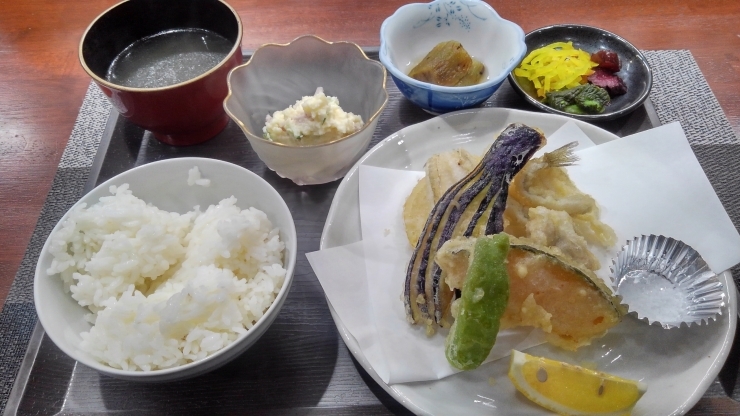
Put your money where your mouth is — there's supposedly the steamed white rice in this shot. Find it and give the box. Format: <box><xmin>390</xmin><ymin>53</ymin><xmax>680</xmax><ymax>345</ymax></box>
<box><xmin>46</xmin><ymin>184</ymin><xmax>286</xmax><ymax>371</ymax></box>
<box><xmin>187</xmin><ymin>166</ymin><xmax>210</xmax><ymax>187</ymax></box>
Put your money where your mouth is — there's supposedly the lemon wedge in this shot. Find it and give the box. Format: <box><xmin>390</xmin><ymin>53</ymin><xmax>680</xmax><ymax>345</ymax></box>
<box><xmin>508</xmin><ymin>350</ymin><xmax>647</xmax><ymax>416</ymax></box>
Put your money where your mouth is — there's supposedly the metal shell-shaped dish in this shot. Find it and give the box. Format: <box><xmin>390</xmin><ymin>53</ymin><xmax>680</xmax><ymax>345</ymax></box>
<box><xmin>610</xmin><ymin>235</ymin><xmax>725</xmax><ymax>329</ymax></box>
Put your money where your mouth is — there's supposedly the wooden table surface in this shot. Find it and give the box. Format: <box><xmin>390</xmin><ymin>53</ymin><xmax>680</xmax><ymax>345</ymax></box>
<box><xmin>1</xmin><ymin>0</ymin><xmax>739</xmax><ymax>414</ymax></box>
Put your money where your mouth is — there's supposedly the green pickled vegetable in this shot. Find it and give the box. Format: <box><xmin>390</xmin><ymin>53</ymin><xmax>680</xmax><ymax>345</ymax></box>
<box><xmin>445</xmin><ymin>234</ymin><xmax>510</xmax><ymax>370</ymax></box>
<box><xmin>544</xmin><ymin>84</ymin><xmax>610</xmax><ymax>115</ymax></box>
<box><xmin>544</xmin><ymin>87</ymin><xmax>578</xmax><ymax>112</ymax></box>
<box><xmin>563</xmin><ymin>104</ymin><xmax>585</xmax><ymax>115</ymax></box>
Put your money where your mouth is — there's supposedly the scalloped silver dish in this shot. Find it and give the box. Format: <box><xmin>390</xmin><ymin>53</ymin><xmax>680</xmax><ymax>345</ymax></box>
<box><xmin>610</xmin><ymin>235</ymin><xmax>726</xmax><ymax>329</ymax></box>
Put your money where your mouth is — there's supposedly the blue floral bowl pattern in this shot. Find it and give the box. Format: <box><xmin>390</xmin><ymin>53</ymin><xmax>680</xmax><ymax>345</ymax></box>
<box><xmin>380</xmin><ymin>0</ymin><xmax>526</xmax><ymax>114</ymax></box>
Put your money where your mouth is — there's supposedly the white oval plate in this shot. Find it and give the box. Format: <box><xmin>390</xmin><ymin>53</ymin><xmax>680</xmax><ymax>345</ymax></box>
<box><xmin>320</xmin><ymin>108</ymin><xmax>737</xmax><ymax>415</ymax></box>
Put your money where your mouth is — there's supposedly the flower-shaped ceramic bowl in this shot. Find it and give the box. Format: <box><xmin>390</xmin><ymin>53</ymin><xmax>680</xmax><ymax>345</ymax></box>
<box><xmin>379</xmin><ymin>0</ymin><xmax>526</xmax><ymax>114</ymax></box>
<box><xmin>224</xmin><ymin>35</ymin><xmax>388</xmax><ymax>185</ymax></box>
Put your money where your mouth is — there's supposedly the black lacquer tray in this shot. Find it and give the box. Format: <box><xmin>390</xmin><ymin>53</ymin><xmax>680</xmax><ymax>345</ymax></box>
<box><xmin>10</xmin><ymin>49</ymin><xmax>738</xmax><ymax>416</ymax></box>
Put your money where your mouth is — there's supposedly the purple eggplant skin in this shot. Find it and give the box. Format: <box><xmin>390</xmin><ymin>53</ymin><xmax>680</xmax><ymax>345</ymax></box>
<box><xmin>403</xmin><ymin>123</ymin><xmax>546</xmax><ymax>328</ymax></box>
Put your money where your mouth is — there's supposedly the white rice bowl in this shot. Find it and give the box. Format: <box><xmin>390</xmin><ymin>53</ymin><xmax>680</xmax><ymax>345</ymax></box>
<box><xmin>34</xmin><ymin>158</ymin><xmax>297</xmax><ymax>381</ymax></box>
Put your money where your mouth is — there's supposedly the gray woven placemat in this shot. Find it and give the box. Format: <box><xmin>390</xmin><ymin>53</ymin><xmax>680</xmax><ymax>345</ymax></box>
<box><xmin>0</xmin><ymin>83</ymin><xmax>112</xmax><ymax>412</ymax></box>
<box><xmin>1</xmin><ymin>50</ymin><xmax>738</xmax><ymax>413</ymax></box>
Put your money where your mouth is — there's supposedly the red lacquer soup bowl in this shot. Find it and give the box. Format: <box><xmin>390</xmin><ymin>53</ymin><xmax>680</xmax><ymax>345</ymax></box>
<box><xmin>79</xmin><ymin>0</ymin><xmax>243</xmax><ymax>145</ymax></box>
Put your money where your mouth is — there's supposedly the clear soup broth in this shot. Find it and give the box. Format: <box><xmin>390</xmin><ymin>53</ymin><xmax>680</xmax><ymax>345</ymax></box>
<box><xmin>106</xmin><ymin>28</ymin><xmax>233</xmax><ymax>89</ymax></box>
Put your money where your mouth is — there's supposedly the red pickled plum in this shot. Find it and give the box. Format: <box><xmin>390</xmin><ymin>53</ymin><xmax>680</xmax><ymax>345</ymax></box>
<box><xmin>588</xmin><ymin>68</ymin><xmax>627</xmax><ymax>97</ymax></box>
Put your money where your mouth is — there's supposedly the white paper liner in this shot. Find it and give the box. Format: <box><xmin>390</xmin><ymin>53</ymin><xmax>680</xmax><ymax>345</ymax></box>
<box><xmin>610</xmin><ymin>235</ymin><xmax>726</xmax><ymax>329</ymax></box>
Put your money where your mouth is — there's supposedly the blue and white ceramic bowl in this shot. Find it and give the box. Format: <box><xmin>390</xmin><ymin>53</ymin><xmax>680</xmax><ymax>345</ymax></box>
<box><xmin>379</xmin><ymin>0</ymin><xmax>526</xmax><ymax>114</ymax></box>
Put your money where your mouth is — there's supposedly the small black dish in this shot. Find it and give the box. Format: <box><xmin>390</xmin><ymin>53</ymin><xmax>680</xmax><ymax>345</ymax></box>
<box><xmin>508</xmin><ymin>24</ymin><xmax>653</xmax><ymax>121</ymax></box>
